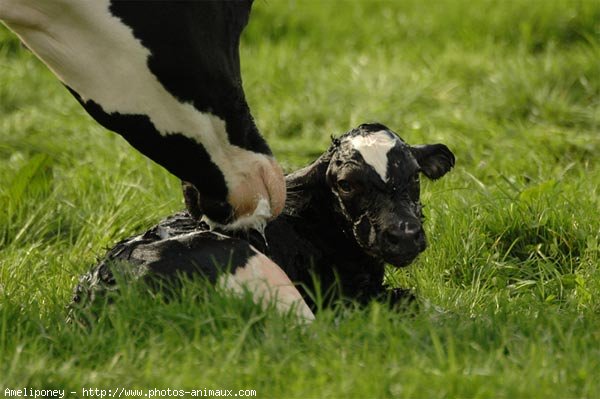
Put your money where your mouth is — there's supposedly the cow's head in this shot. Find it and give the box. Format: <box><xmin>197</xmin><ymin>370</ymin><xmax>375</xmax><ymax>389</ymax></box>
<box><xmin>1</xmin><ymin>0</ymin><xmax>286</xmax><ymax>232</ymax></box>
<box><xmin>326</xmin><ymin>123</ymin><xmax>455</xmax><ymax>267</ymax></box>
<box><xmin>182</xmin><ymin>148</ymin><xmax>286</xmax><ymax>231</ymax></box>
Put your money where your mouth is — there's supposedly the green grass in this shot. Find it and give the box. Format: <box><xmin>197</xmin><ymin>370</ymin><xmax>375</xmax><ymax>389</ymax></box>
<box><xmin>1</xmin><ymin>0</ymin><xmax>599</xmax><ymax>397</ymax></box>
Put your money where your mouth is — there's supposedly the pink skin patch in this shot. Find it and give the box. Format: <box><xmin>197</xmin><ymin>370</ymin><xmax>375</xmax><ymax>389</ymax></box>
<box><xmin>218</xmin><ymin>252</ymin><xmax>315</xmax><ymax>322</ymax></box>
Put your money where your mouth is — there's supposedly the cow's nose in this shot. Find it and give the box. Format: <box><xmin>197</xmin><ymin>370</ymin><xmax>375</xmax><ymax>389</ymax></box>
<box><xmin>382</xmin><ymin>222</ymin><xmax>423</xmax><ymax>246</ymax></box>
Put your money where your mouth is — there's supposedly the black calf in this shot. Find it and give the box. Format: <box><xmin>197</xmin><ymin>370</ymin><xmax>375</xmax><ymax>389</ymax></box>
<box><xmin>264</xmin><ymin>123</ymin><xmax>455</xmax><ymax>305</ymax></box>
<box><xmin>70</xmin><ymin>124</ymin><xmax>455</xmax><ymax>315</ymax></box>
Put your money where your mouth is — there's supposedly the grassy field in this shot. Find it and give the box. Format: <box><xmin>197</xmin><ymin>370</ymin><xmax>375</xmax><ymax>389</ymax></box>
<box><xmin>1</xmin><ymin>0</ymin><xmax>599</xmax><ymax>397</ymax></box>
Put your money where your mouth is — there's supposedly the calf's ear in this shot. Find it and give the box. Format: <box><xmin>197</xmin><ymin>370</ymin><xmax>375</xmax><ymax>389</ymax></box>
<box><xmin>411</xmin><ymin>144</ymin><xmax>455</xmax><ymax>180</ymax></box>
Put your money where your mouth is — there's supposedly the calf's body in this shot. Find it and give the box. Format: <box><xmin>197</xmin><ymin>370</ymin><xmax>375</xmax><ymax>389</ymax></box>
<box><xmin>71</xmin><ymin>124</ymin><xmax>455</xmax><ymax>318</ymax></box>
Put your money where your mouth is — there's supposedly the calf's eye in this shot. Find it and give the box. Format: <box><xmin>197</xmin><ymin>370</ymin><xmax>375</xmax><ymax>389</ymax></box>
<box><xmin>337</xmin><ymin>179</ymin><xmax>354</xmax><ymax>194</ymax></box>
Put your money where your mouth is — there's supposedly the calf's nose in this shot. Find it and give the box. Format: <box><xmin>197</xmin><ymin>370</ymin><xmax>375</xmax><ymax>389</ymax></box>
<box><xmin>382</xmin><ymin>222</ymin><xmax>423</xmax><ymax>247</ymax></box>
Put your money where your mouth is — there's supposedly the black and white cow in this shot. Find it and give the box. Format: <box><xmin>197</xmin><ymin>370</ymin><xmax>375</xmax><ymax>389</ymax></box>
<box><xmin>70</xmin><ymin>124</ymin><xmax>455</xmax><ymax>320</ymax></box>
<box><xmin>0</xmin><ymin>0</ymin><xmax>284</xmax><ymax>228</ymax></box>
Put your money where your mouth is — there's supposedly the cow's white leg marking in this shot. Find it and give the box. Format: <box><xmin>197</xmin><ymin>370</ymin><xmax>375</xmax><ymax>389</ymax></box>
<box><xmin>218</xmin><ymin>253</ymin><xmax>315</xmax><ymax>322</ymax></box>
<box><xmin>349</xmin><ymin>131</ymin><xmax>397</xmax><ymax>183</ymax></box>
<box><xmin>0</xmin><ymin>0</ymin><xmax>281</xmax><ymax>228</ymax></box>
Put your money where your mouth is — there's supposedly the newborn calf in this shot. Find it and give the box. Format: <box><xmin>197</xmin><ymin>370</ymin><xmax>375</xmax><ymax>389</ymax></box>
<box><xmin>264</xmin><ymin>122</ymin><xmax>455</xmax><ymax>306</ymax></box>
<box><xmin>70</xmin><ymin>123</ymin><xmax>455</xmax><ymax>318</ymax></box>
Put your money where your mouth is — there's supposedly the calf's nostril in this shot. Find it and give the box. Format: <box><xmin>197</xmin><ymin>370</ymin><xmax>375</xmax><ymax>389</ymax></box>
<box><xmin>382</xmin><ymin>222</ymin><xmax>423</xmax><ymax>248</ymax></box>
<box><xmin>383</xmin><ymin>230</ymin><xmax>401</xmax><ymax>246</ymax></box>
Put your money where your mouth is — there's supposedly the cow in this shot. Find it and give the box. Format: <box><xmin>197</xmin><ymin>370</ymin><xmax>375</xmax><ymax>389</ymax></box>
<box><xmin>69</xmin><ymin>123</ymin><xmax>455</xmax><ymax>321</ymax></box>
<box><xmin>0</xmin><ymin>0</ymin><xmax>285</xmax><ymax>229</ymax></box>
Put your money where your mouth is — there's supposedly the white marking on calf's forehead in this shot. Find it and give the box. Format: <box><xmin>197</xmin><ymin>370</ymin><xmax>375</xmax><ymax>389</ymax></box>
<box><xmin>348</xmin><ymin>131</ymin><xmax>398</xmax><ymax>182</ymax></box>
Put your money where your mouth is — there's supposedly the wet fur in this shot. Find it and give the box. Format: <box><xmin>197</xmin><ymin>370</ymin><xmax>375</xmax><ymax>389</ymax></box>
<box><xmin>70</xmin><ymin>125</ymin><xmax>454</xmax><ymax>313</ymax></box>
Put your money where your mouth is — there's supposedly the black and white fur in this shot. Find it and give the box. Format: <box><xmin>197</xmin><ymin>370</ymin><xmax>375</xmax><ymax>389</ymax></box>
<box><xmin>0</xmin><ymin>0</ymin><xmax>285</xmax><ymax>228</ymax></box>
<box><xmin>70</xmin><ymin>124</ymin><xmax>455</xmax><ymax>319</ymax></box>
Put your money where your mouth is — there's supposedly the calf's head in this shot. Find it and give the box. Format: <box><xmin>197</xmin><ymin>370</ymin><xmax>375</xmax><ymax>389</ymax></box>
<box><xmin>326</xmin><ymin>123</ymin><xmax>455</xmax><ymax>267</ymax></box>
